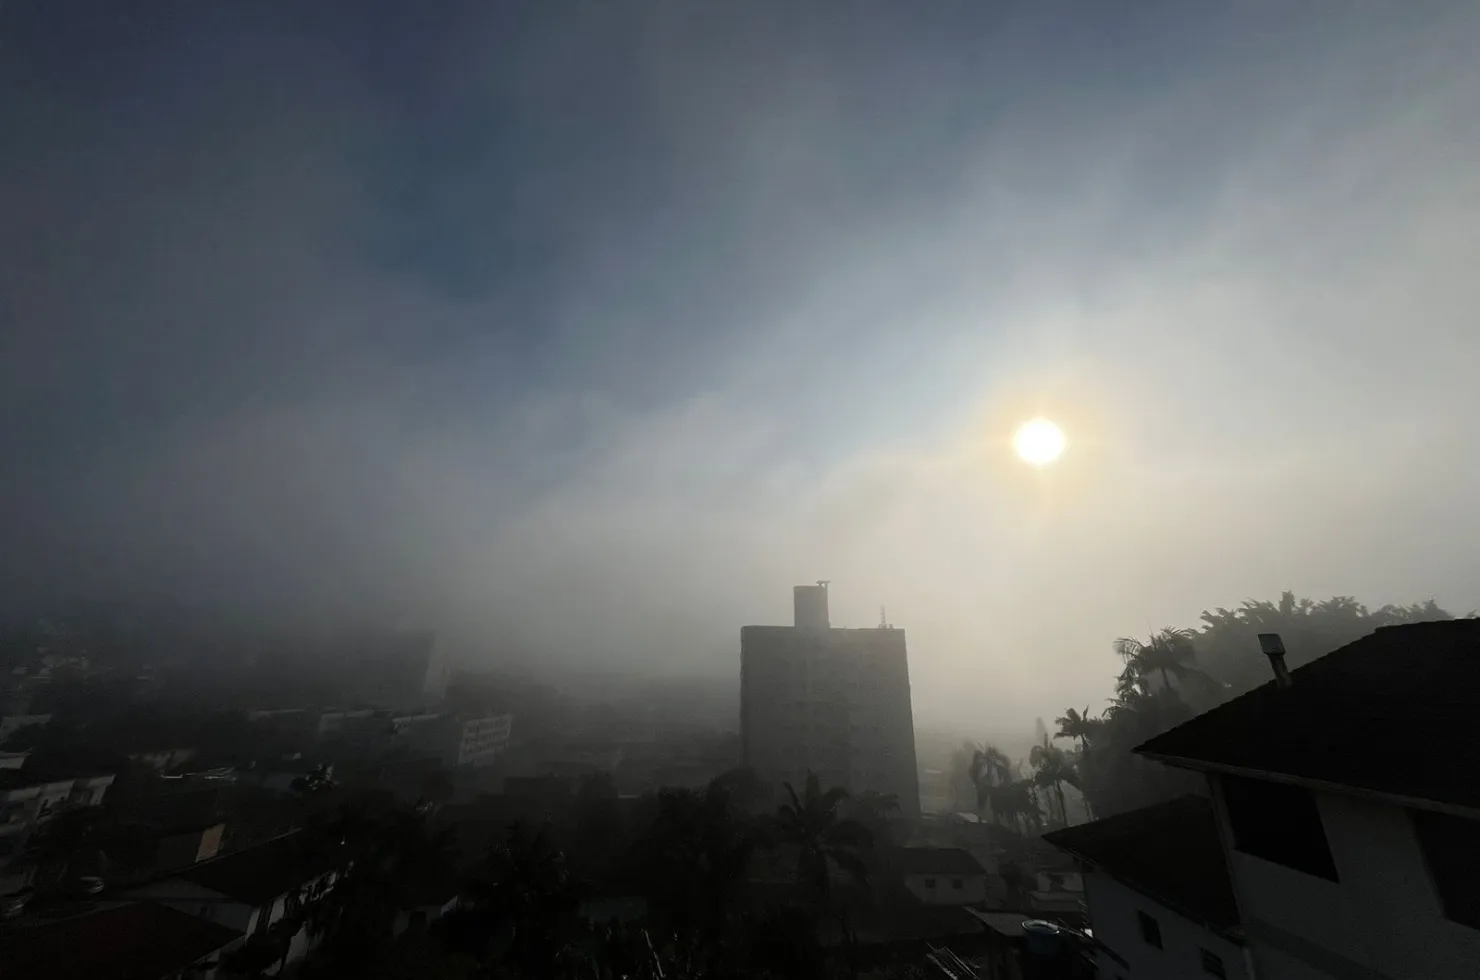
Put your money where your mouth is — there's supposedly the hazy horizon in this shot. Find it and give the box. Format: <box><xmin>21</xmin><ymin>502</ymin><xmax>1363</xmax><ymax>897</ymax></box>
<box><xmin>4</xmin><ymin>2</ymin><xmax>1480</xmax><ymax>729</ymax></box>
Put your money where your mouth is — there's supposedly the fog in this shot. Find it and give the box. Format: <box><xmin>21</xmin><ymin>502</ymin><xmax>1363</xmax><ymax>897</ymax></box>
<box><xmin>3</xmin><ymin>2</ymin><xmax>1479</xmax><ymax>729</ymax></box>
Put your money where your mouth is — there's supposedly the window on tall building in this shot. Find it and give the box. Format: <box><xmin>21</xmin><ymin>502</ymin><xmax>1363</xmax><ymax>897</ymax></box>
<box><xmin>1200</xmin><ymin>948</ymin><xmax>1226</xmax><ymax>978</ymax></box>
<box><xmin>1411</xmin><ymin>808</ymin><xmax>1480</xmax><ymax>929</ymax></box>
<box><xmin>1136</xmin><ymin>910</ymin><xmax>1162</xmax><ymax>948</ymax></box>
<box><xmin>1221</xmin><ymin>775</ymin><xmax>1339</xmax><ymax>881</ymax></box>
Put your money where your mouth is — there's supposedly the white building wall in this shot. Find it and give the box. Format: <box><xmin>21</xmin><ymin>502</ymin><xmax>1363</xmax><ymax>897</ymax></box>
<box><xmin>1082</xmin><ymin>870</ymin><xmax>1249</xmax><ymax>980</ymax></box>
<box><xmin>455</xmin><ymin>714</ymin><xmax>512</xmax><ymax>767</ymax></box>
<box><xmin>278</xmin><ymin>923</ymin><xmax>317</xmax><ymax>969</ymax></box>
<box><xmin>1210</xmin><ymin>777</ymin><xmax>1480</xmax><ymax>980</ymax></box>
<box><xmin>902</xmin><ymin>872</ymin><xmax>989</xmax><ymax>906</ymax></box>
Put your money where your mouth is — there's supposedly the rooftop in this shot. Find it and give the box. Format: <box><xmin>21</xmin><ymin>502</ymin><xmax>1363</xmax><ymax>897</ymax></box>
<box><xmin>964</xmin><ymin>908</ymin><xmax>1031</xmax><ymax>937</ymax></box>
<box><xmin>1043</xmin><ymin>795</ymin><xmax>1239</xmax><ymax>938</ymax></box>
<box><xmin>173</xmin><ymin>831</ymin><xmax>333</xmax><ymax>904</ymax></box>
<box><xmin>1136</xmin><ymin>620</ymin><xmax>1480</xmax><ymax>812</ymax></box>
<box><xmin>0</xmin><ymin>901</ymin><xmax>241</xmax><ymax>980</ymax></box>
<box><xmin>0</xmin><ymin>768</ymin><xmax>112</xmax><ymax>791</ymax></box>
<box><xmin>897</xmin><ymin>846</ymin><xmax>985</xmax><ymax>876</ymax></box>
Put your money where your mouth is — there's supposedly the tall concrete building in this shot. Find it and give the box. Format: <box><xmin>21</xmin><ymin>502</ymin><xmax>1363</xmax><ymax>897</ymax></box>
<box><xmin>342</xmin><ymin>629</ymin><xmax>450</xmax><ymax>710</ymax></box>
<box><xmin>741</xmin><ymin>584</ymin><xmax>920</xmax><ymax>817</ymax></box>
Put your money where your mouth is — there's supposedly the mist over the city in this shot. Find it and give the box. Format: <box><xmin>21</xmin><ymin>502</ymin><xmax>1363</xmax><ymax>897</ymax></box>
<box><xmin>5</xmin><ymin>3</ymin><xmax>1480</xmax><ymax>721</ymax></box>
<box><xmin>6</xmin><ymin>4</ymin><xmax>1480</xmax><ymax>978</ymax></box>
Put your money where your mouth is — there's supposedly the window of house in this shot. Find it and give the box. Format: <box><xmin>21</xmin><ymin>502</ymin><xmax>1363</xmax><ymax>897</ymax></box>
<box><xmin>1137</xmin><ymin>910</ymin><xmax>1162</xmax><ymax>949</ymax></box>
<box><xmin>1200</xmin><ymin>948</ymin><xmax>1226</xmax><ymax>978</ymax></box>
<box><xmin>1411</xmin><ymin>808</ymin><xmax>1480</xmax><ymax>930</ymax></box>
<box><xmin>1221</xmin><ymin>775</ymin><xmax>1339</xmax><ymax>881</ymax></box>
<box><xmin>951</xmin><ymin>878</ymin><xmax>964</xmax><ymax>889</ymax></box>
<box><xmin>923</xmin><ymin>877</ymin><xmax>936</xmax><ymax>889</ymax></box>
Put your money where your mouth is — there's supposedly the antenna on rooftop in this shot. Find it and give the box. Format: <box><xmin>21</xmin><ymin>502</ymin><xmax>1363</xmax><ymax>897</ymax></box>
<box><xmin>817</xmin><ymin>580</ymin><xmax>830</xmax><ymax>590</ymax></box>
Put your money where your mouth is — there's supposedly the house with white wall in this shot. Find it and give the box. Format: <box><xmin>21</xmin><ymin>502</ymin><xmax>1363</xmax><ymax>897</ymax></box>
<box><xmin>0</xmin><ymin>770</ymin><xmax>116</xmax><ymax>842</ymax></box>
<box><xmin>1136</xmin><ymin>620</ymin><xmax>1480</xmax><ymax>980</ymax></box>
<box><xmin>1045</xmin><ymin>795</ymin><xmax>1249</xmax><ymax>980</ymax></box>
<box><xmin>0</xmin><ymin>769</ymin><xmax>117</xmax><ymax>897</ymax></box>
<box><xmin>126</xmin><ymin>831</ymin><xmax>338</xmax><ymax>973</ymax></box>
<box><xmin>899</xmin><ymin>846</ymin><xmax>991</xmax><ymax>905</ymax></box>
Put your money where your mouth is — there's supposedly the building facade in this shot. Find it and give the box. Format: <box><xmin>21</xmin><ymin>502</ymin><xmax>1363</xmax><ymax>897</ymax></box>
<box><xmin>1081</xmin><ymin>869</ymin><xmax>1248</xmax><ymax>980</ymax></box>
<box><xmin>0</xmin><ymin>770</ymin><xmax>116</xmax><ymax>895</ymax></box>
<box><xmin>1045</xmin><ymin>795</ymin><xmax>1249</xmax><ymax>980</ymax></box>
<box><xmin>1136</xmin><ymin>621</ymin><xmax>1480</xmax><ymax>980</ymax></box>
<box><xmin>898</xmin><ymin>847</ymin><xmax>991</xmax><ymax>906</ymax></box>
<box><xmin>396</xmin><ymin>712</ymin><xmax>513</xmax><ymax>768</ymax></box>
<box><xmin>741</xmin><ymin>585</ymin><xmax>919</xmax><ymax>816</ymax></box>
<box><xmin>127</xmin><ymin>832</ymin><xmax>340</xmax><ymax>973</ymax></box>
<box><xmin>339</xmin><ymin>629</ymin><xmax>450</xmax><ymax>710</ymax></box>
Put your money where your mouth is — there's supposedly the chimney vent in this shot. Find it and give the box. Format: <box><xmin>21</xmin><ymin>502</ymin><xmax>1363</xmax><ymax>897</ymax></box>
<box><xmin>1258</xmin><ymin>633</ymin><xmax>1292</xmax><ymax>688</ymax></box>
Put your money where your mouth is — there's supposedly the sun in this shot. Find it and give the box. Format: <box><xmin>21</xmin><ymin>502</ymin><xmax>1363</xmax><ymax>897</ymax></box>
<box><xmin>1013</xmin><ymin>418</ymin><xmax>1067</xmax><ymax>467</ymax></box>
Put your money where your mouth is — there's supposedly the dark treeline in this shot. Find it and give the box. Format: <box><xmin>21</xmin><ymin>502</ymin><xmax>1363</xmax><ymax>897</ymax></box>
<box><xmin>237</xmin><ymin>774</ymin><xmax>917</xmax><ymax>980</ymax></box>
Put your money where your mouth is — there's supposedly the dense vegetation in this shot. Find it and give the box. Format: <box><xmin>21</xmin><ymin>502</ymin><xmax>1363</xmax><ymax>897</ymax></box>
<box><xmin>956</xmin><ymin>592</ymin><xmax>1460</xmax><ymax>821</ymax></box>
<box><xmin>273</xmin><ymin>774</ymin><xmax>915</xmax><ymax>980</ymax></box>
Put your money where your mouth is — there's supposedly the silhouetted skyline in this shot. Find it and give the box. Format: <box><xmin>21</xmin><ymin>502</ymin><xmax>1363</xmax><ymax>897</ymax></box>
<box><xmin>3</xmin><ymin>2</ymin><xmax>1479</xmax><ymax>726</ymax></box>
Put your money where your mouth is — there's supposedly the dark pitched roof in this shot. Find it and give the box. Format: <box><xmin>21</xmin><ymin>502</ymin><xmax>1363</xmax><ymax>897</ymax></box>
<box><xmin>1135</xmin><ymin>620</ymin><xmax>1480</xmax><ymax>811</ymax></box>
<box><xmin>1042</xmin><ymin>795</ymin><xmax>1239</xmax><ymax>938</ymax></box>
<box><xmin>0</xmin><ymin>902</ymin><xmax>241</xmax><ymax>980</ymax></box>
<box><xmin>897</xmin><ymin>846</ymin><xmax>984</xmax><ymax>876</ymax></box>
<box><xmin>964</xmin><ymin>908</ymin><xmax>1030</xmax><ymax>937</ymax></box>
<box><xmin>0</xmin><ymin>769</ymin><xmax>81</xmax><ymax>790</ymax></box>
<box><xmin>175</xmin><ymin>831</ymin><xmax>329</xmax><ymax>904</ymax></box>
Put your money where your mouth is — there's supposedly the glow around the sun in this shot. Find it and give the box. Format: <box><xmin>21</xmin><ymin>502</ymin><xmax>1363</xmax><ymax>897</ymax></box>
<box><xmin>1013</xmin><ymin>418</ymin><xmax>1067</xmax><ymax>466</ymax></box>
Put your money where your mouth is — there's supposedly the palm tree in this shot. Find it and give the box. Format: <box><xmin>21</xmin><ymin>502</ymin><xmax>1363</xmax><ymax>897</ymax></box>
<box><xmin>463</xmin><ymin>821</ymin><xmax>584</xmax><ymax>974</ymax></box>
<box><xmin>1114</xmin><ymin>628</ymin><xmax>1214</xmax><ymax>695</ymax></box>
<box><xmin>637</xmin><ymin>777</ymin><xmax>757</xmax><ymax>942</ymax></box>
<box><xmin>1053</xmin><ymin>707</ymin><xmax>1100</xmax><ymax>751</ymax></box>
<box><xmin>968</xmin><ymin>745</ymin><xmax>1013</xmax><ymax>824</ymax></box>
<box><xmin>775</xmin><ymin>773</ymin><xmax>873</xmax><ymax>914</ymax></box>
<box><xmin>988</xmin><ymin>779</ymin><xmax>1041</xmax><ymax>835</ymax></box>
<box><xmin>1029</xmin><ymin>743</ymin><xmax>1083</xmax><ymax>826</ymax></box>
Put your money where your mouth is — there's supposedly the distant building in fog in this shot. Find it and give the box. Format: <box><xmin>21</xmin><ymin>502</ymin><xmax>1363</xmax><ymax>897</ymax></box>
<box><xmin>342</xmin><ymin>629</ymin><xmax>450</xmax><ymax>709</ymax></box>
<box><xmin>395</xmin><ymin>712</ymin><xmax>513</xmax><ymax>768</ymax></box>
<box><xmin>740</xmin><ymin>584</ymin><xmax>920</xmax><ymax>817</ymax></box>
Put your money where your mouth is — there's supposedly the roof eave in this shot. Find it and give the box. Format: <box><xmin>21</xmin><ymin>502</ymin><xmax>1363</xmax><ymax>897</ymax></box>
<box><xmin>1135</xmin><ymin>753</ymin><xmax>1480</xmax><ymax>822</ymax></box>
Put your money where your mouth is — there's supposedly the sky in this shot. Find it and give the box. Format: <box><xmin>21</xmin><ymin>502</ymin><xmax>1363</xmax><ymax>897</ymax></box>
<box><xmin>3</xmin><ymin>1</ymin><xmax>1479</xmax><ymax>729</ymax></box>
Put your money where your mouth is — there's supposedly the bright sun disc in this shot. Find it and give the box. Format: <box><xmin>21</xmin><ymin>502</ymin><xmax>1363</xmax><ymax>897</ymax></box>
<box><xmin>1013</xmin><ymin>418</ymin><xmax>1067</xmax><ymax>466</ymax></box>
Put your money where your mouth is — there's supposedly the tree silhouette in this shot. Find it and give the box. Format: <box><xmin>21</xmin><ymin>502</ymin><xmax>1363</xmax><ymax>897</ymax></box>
<box><xmin>635</xmin><ymin>775</ymin><xmax>757</xmax><ymax>943</ymax></box>
<box><xmin>462</xmin><ymin>821</ymin><xmax>584</xmax><ymax>974</ymax></box>
<box><xmin>1029</xmin><ymin>742</ymin><xmax>1081</xmax><ymax>827</ymax></box>
<box><xmin>968</xmin><ymin>745</ymin><xmax>1013</xmax><ymax>824</ymax></box>
<box><xmin>1113</xmin><ymin>628</ymin><xmax>1215</xmax><ymax>697</ymax></box>
<box><xmin>775</xmin><ymin>773</ymin><xmax>872</xmax><ymax>916</ymax></box>
<box><xmin>1053</xmin><ymin>707</ymin><xmax>1100</xmax><ymax>752</ymax></box>
<box><xmin>1196</xmin><ymin>592</ymin><xmax>1457</xmax><ymax>694</ymax></box>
